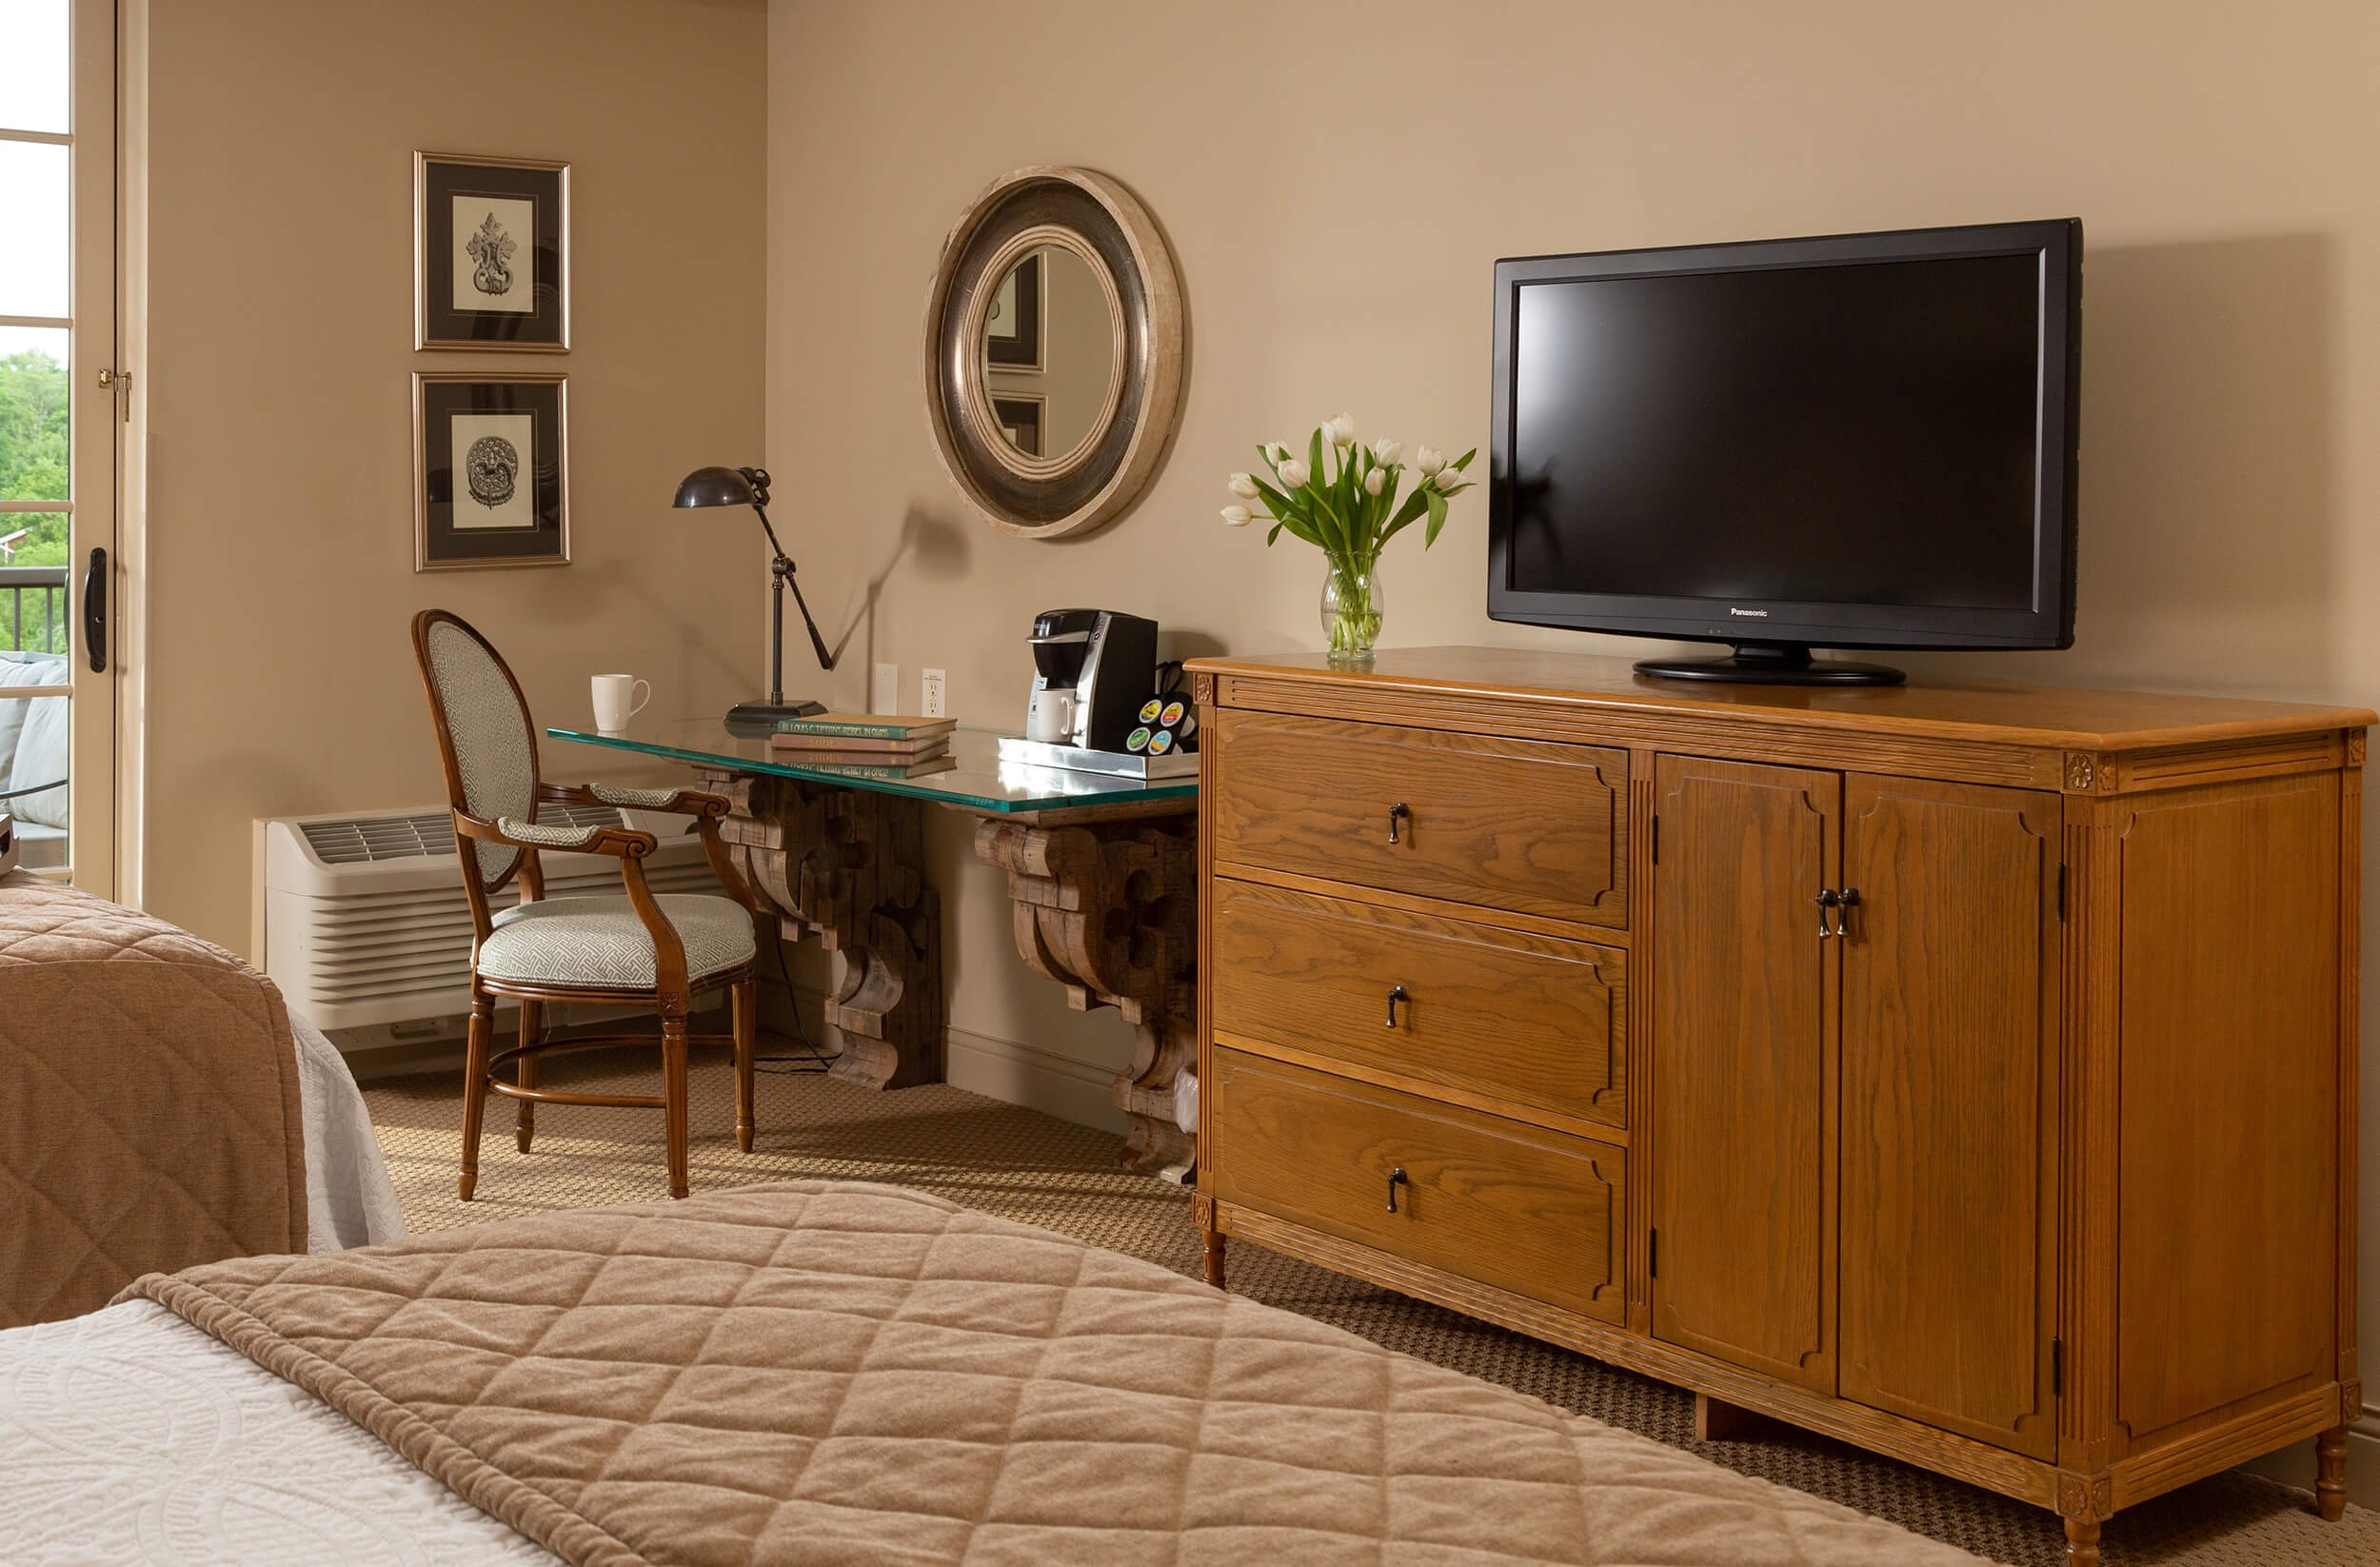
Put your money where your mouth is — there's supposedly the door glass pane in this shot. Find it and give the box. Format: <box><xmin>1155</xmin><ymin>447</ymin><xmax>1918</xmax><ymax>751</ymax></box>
<box><xmin>0</xmin><ymin>3</ymin><xmax>69</xmax><ymax>134</ymax></box>
<box><xmin>0</xmin><ymin>686</ymin><xmax>70</xmax><ymax>867</ymax></box>
<box><xmin>1</xmin><ymin>325</ymin><xmax>69</xmax><ymax>503</ymax></box>
<box><xmin>0</xmin><ymin>140</ymin><xmax>69</xmax><ymax>316</ymax></box>
<box><xmin>0</xmin><ymin>515</ymin><xmax>69</xmax><ymax>651</ymax></box>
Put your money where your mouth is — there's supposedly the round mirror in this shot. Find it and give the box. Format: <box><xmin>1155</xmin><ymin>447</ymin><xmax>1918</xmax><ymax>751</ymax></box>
<box><xmin>924</xmin><ymin>168</ymin><xmax>1183</xmax><ymax>539</ymax></box>
<box><xmin>980</xmin><ymin>241</ymin><xmax>1121</xmax><ymax>467</ymax></box>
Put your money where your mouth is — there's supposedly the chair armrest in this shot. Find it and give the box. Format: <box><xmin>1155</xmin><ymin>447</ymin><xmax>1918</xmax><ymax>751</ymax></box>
<box><xmin>540</xmin><ymin>781</ymin><xmax>731</xmax><ymax>819</ymax></box>
<box><xmin>455</xmin><ymin>812</ymin><xmax>658</xmax><ymax>859</ymax></box>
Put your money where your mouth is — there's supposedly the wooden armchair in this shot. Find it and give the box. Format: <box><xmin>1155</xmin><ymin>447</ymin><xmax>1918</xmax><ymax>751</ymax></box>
<box><xmin>410</xmin><ymin>609</ymin><xmax>762</xmax><ymax>1200</ymax></box>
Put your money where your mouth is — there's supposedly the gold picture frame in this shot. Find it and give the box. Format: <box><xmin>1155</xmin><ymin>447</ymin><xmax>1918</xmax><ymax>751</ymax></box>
<box><xmin>413</xmin><ymin>372</ymin><xmax>570</xmax><ymax>571</ymax></box>
<box><xmin>415</xmin><ymin>150</ymin><xmax>570</xmax><ymax>352</ymax></box>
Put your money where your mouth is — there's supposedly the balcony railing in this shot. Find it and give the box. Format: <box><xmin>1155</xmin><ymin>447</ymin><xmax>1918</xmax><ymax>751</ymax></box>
<box><xmin>0</xmin><ymin>566</ymin><xmax>69</xmax><ymax>658</ymax></box>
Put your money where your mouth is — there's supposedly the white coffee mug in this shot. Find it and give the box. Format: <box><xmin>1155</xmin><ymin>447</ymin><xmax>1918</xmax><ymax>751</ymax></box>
<box><xmin>1026</xmin><ymin>687</ymin><xmax>1076</xmax><ymax>743</ymax></box>
<box><xmin>591</xmin><ymin>673</ymin><xmax>651</xmax><ymax>731</ymax></box>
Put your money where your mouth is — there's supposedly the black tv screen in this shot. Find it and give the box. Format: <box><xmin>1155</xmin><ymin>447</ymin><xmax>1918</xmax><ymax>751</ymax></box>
<box><xmin>1487</xmin><ymin>221</ymin><xmax>2080</xmax><ymax>673</ymax></box>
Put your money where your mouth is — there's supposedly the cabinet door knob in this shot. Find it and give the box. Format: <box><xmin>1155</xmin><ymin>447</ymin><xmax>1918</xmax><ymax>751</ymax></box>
<box><xmin>1385</xmin><ymin>983</ymin><xmax>1409</xmax><ymax>1028</ymax></box>
<box><xmin>1387</xmin><ymin>802</ymin><xmax>1411</xmax><ymax>844</ymax></box>
<box><xmin>1386</xmin><ymin>1166</ymin><xmax>1410</xmax><ymax>1213</ymax></box>
<box><xmin>1815</xmin><ymin>887</ymin><xmax>1839</xmax><ymax>939</ymax></box>
<box><xmin>1834</xmin><ymin>887</ymin><xmax>1860</xmax><ymax>939</ymax></box>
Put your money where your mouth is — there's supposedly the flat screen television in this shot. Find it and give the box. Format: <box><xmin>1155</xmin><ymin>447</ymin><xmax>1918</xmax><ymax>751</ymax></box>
<box><xmin>1486</xmin><ymin>219</ymin><xmax>2081</xmax><ymax>684</ymax></box>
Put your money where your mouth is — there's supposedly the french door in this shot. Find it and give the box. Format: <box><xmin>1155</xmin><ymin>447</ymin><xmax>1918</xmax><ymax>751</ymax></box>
<box><xmin>0</xmin><ymin>0</ymin><xmax>117</xmax><ymax>891</ymax></box>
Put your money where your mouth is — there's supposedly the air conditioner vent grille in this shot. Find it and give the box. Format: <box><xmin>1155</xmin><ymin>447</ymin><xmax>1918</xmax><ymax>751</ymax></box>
<box><xmin>297</xmin><ymin>803</ymin><xmax>630</xmax><ymax>863</ymax></box>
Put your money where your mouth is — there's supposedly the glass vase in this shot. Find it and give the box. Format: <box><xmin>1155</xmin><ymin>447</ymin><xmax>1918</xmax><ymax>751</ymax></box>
<box><xmin>1320</xmin><ymin>557</ymin><xmax>1384</xmax><ymax>666</ymax></box>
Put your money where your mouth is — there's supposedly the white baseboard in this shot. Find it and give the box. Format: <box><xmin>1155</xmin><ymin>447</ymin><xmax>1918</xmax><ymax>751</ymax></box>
<box><xmin>944</xmin><ymin>1024</ymin><xmax>1127</xmax><ymax>1135</ymax></box>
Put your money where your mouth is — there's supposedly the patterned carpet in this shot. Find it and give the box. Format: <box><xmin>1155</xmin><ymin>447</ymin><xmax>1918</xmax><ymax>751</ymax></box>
<box><xmin>361</xmin><ymin>1043</ymin><xmax>2374</xmax><ymax>1567</ymax></box>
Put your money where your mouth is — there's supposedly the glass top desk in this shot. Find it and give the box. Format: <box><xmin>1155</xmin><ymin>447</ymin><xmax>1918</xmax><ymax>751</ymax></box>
<box><xmin>547</xmin><ymin>719</ymin><xmax>1196</xmax><ymax>821</ymax></box>
<box><xmin>546</xmin><ymin>717</ymin><xmax>1200</xmax><ymax>1171</ymax></box>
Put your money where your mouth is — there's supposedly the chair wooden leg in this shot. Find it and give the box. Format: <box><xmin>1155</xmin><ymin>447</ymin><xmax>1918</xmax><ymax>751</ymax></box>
<box><xmin>732</xmin><ymin>978</ymin><xmax>756</xmax><ymax>1154</ymax></box>
<box><xmin>515</xmin><ymin>999</ymin><xmax>542</xmax><ymax>1153</ymax></box>
<box><xmin>662</xmin><ymin>1013</ymin><xmax>690</xmax><ymax>1200</ymax></box>
<box><xmin>459</xmin><ymin>995</ymin><xmax>493</xmax><ymax>1201</ymax></box>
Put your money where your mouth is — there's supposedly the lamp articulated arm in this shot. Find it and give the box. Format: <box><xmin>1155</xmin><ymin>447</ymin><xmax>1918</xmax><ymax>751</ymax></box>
<box><xmin>738</xmin><ymin>468</ymin><xmax>835</xmax><ymax>703</ymax></box>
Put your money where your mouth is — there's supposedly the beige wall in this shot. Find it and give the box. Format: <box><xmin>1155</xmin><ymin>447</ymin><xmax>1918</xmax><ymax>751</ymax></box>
<box><xmin>141</xmin><ymin>0</ymin><xmax>768</xmax><ymax>949</ymax></box>
<box><xmin>766</xmin><ymin>0</ymin><xmax>2380</xmax><ymax>1463</ymax></box>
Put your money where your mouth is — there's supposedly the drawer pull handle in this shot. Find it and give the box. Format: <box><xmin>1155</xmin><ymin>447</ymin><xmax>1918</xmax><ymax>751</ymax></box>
<box><xmin>1385</xmin><ymin>984</ymin><xmax>1409</xmax><ymax>1028</ymax></box>
<box><xmin>1815</xmin><ymin>887</ymin><xmax>1839</xmax><ymax>939</ymax></box>
<box><xmin>1386</xmin><ymin>1166</ymin><xmax>1409</xmax><ymax>1213</ymax></box>
<box><xmin>1386</xmin><ymin>802</ymin><xmax>1410</xmax><ymax>844</ymax></box>
<box><xmin>1834</xmin><ymin>886</ymin><xmax>1860</xmax><ymax>939</ymax></box>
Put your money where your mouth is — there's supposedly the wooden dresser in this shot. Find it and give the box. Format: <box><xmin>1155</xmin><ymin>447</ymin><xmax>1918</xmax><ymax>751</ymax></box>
<box><xmin>1185</xmin><ymin>646</ymin><xmax>2370</xmax><ymax>1564</ymax></box>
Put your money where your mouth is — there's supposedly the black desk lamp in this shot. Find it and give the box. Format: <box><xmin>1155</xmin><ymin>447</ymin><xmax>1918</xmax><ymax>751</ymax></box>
<box><xmin>673</xmin><ymin>465</ymin><xmax>831</xmax><ymax>725</ymax></box>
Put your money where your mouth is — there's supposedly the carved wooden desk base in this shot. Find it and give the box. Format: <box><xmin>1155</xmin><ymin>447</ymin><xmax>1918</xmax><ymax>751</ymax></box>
<box><xmin>973</xmin><ymin>815</ymin><xmax>1198</xmax><ymax>1172</ymax></box>
<box><xmin>703</xmin><ymin>769</ymin><xmax>944</xmax><ymax>1090</ymax></box>
<box><xmin>700</xmin><ymin>765</ymin><xmax>1198</xmax><ymax>1168</ymax></box>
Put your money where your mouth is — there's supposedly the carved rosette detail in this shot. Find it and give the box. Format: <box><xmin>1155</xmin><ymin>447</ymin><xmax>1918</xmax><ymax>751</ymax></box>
<box><xmin>2055</xmin><ymin>1473</ymin><xmax>2112</xmax><ymax>1521</ymax></box>
<box><xmin>2348</xmin><ymin>732</ymin><xmax>2368</xmax><ymax>768</ymax></box>
<box><xmin>975</xmin><ymin>816</ymin><xmax>1198</xmax><ymax>1171</ymax></box>
<box><xmin>2062</xmin><ymin>753</ymin><xmax>2122</xmax><ymax>793</ymax></box>
<box><xmin>1191</xmin><ymin>671</ymin><xmax>1215</xmax><ymax>704</ymax></box>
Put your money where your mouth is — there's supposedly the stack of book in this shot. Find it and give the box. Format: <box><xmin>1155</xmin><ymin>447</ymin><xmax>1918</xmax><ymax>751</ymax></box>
<box><xmin>767</xmin><ymin>714</ymin><xmax>958</xmax><ymax>780</ymax></box>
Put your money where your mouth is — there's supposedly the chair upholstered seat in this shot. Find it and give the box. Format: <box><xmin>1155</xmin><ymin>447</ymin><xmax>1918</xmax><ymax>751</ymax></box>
<box><xmin>479</xmin><ymin>894</ymin><xmax>757</xmax><ymax>990</ymax></box>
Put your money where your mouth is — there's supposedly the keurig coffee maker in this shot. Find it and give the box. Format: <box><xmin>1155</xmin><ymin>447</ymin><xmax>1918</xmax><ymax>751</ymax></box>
<box><xmin>1023</xmin><ymin>608</ymin><xmax>1158</xmax><ymax>753</ymax></box>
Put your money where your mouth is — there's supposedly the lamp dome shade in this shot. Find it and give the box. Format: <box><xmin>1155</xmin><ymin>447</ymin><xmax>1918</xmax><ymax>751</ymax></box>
<box><xmin>673</xmin><ymin>466</ymin><xmax>759</xmax><ymax>508</ymax></box>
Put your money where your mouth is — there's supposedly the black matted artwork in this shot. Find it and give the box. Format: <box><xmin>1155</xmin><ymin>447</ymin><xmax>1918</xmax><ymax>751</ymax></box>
<box><xmin>416</xmin><ymin>151</ymin><xmax>569</xmax><ymax>350</ymax></box>
<box><xmin>984</xmin><ymin>251</ymin><xmax>1041</xmax><ymax>370</ymax></box>
<box><xmin>414</xmin><ymin>374</ymin><xmax>568</xmax><ymax>570</ymax></box>
<box><xmin>993</xmin><ymin>395</ymin><xmax>1043</xmax><ymax>458</ymax></box>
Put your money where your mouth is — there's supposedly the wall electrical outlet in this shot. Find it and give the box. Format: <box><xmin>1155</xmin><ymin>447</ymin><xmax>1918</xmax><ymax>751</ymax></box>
<box><xmin>921</xmin><ymin>668</ymin><xmax>947</xmax><ymax>719</ymax></box>
<box><xmin>870</xmin><ymin>663</ymin><xmax>900</xmax><ymax>714</ymax></box>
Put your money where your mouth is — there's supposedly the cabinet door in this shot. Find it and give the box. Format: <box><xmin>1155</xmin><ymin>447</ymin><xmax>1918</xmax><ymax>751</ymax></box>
<box><xmin>1837</xmin><ymin>776</ymin><xmax>2060</xmax><ymax>1458</ymax></box>
<box><xmin>1650</xmin><ymin>756</ymin><xmax>1836</xmax><ymax>1391</ymax></box>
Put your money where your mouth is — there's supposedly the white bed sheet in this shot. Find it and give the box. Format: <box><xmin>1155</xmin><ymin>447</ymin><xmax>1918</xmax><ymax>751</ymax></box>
<box><xmin>0</xmin><ymin>1299</ymin><xmax>558</xmax><ymax>1566</ymax></box>
<box><xmin>290</xmin><ymin>1009</ymin><xmax>408</xmax><ymax>1253</ymax></box>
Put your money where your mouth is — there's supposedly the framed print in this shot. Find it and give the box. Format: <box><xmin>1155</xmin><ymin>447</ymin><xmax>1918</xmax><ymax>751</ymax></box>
<box><xmin>414</xmin><ymin>373</ymin><xmax>569</xmax><ymax>570</ymax></box>
<box><xmin>992</xmin><ymin>393</ymin><xmax>1044</xmax><ymax>457</ymax></box>
<box><xmin>984</xmin><ymin>250</ymin><xmax>1042</xmax><ymax>370</ymax></box>
<box><xmin>416</xmin><ymin>151</ymin><xmax>569</xmax><ymax>350</ymax></box>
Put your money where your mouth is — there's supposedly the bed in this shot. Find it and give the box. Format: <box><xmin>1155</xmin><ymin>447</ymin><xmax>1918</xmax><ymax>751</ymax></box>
<box><xmin>1</xmin><ymin>1180</ymin><xmax>1985</xmax><ymax>1566</ymax></box>
<box><xmin>0</xmin><ymin>871</ymin><xmax>404</xmax><ymax>1328</ymax></box>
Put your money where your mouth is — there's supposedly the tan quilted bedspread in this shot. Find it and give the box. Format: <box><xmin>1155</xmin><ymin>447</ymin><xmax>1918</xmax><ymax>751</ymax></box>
<box><xmin>125</xmin><ymin>1180</ymin><xmax>1985</xmax><ymax>1566</ymax></box>
<box><xmin>0</xmin><ymin>872</ymin><xmax>306</xmax><ymax>1327</ymax></box>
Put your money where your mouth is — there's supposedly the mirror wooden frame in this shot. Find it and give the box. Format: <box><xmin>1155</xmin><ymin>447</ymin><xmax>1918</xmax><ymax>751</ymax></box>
<box><xmin>923</xmin><ymin>167</ymin><xmax>1184</xmax><ymax>539</ymax></box>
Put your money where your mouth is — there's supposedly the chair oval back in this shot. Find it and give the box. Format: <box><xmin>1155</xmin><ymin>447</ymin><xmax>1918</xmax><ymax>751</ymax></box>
<box><xmin>412</xmin><ymin>611</ymin><xmax>538</xmax><ymax>889</ymax></box>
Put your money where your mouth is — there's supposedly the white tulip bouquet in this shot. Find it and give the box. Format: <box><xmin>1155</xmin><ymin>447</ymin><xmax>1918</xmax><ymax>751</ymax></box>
<box><xmin>1222</xmin><ymin>413</ymin><xmax>1476</xmax><ymax>664</ymax></box>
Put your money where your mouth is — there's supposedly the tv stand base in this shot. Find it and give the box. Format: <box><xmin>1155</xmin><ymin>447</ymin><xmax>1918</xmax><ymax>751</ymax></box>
<box><xmin>1634</xmin><ymin>643</ymin><xmax>1906</xmax><ymax>685</ymax></box>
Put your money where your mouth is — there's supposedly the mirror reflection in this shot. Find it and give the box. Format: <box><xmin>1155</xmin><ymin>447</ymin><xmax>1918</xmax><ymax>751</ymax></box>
<box><xmin>982</xmin><ymin>242</ymin><xmax>1116</xmax><ymax>460</ymax></box>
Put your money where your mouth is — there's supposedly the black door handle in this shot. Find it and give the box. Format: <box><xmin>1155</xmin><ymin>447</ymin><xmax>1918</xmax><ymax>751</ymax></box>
<box><xmin>82</xmin><ymin>546</ymin><xmax>107</xmax><ymax>673</ymax></box>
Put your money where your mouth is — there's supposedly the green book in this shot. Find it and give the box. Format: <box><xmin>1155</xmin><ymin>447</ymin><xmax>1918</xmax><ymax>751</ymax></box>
<box><xmin>771</xmin><ymin>711</ymin><xmax>957</xmax><ymax>742</ymax></box>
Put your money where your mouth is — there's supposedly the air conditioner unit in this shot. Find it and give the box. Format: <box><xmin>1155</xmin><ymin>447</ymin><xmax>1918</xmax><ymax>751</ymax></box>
<box><xmin>256</xmin><ymin>803</ymin><xmax>724</xmax><ymax>1034</ymax></box>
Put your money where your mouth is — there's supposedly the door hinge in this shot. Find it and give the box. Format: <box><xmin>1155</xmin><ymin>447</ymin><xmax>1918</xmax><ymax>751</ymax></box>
<box><xmin>2052</xmin><ymin>1336</ymin><xmax>2064</xmax><ymax>1397</ymax></box>
<box><xmin>1648</xmin><ymin>1227</ymin><xmax>1658</xmax><ymax>1279</ymax></box>
<box><xmin>2056</xmin><ymin>863</ymin><xmax>2068</xmax><ymax>921</ymax></box>
<box><xmin>96</xmin><ymin>367</ymin><xmax>132</xmax><ymax>422</ymax></box>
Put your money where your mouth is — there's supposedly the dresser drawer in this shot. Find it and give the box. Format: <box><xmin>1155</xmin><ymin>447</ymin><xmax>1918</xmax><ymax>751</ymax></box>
<box><xmin>1208</xmin><ymin>710</ymin><xmax>1627</xmax><ymax>927</ymax></box>
<box><xmin>1211</xmin><ymin>880</ymin><xmax>1626</xmax><ymax>1128</ymax></box>
<box><xmin>1206</xmin><ymin>1048</ymin><xmax>1625</xmax><ymax>1322</ymax></box>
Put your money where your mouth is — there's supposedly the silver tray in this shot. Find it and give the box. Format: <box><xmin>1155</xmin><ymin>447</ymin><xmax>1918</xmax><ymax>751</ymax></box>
<box><xmin>996</xmin><ymin>734</ymin><xmax>1199</xmax><ymax>780</ymax></box>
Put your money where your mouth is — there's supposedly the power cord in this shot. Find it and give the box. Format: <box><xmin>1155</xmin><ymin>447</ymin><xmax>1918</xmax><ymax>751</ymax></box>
<box><xmin>754</xmin><ymin>919</ymin><xmax>842</xmax><ymax>1075</ymax></box>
